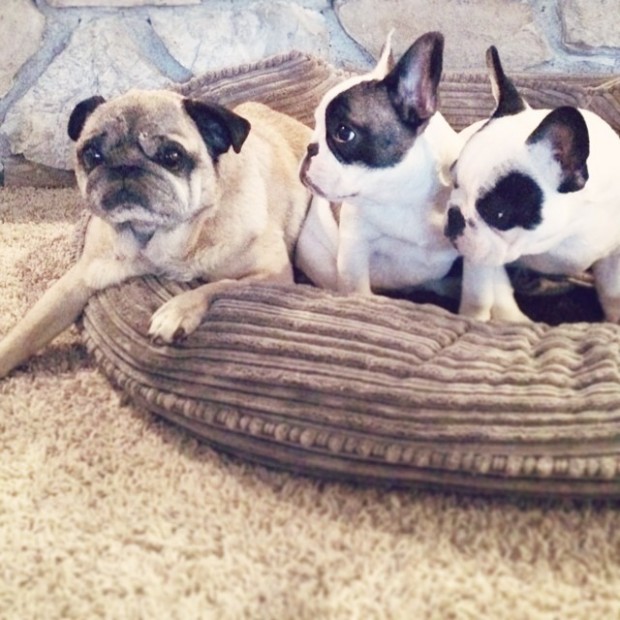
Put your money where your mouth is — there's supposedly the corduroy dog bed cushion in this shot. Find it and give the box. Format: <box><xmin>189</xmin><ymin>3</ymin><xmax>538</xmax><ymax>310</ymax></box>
<box><xmin>80</xmin><ymin>52</ymin><xmax>620</xmax><ymax>499</ymax></box>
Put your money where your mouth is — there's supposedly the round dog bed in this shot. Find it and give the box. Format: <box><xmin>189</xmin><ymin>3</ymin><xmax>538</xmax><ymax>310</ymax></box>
<box><xmin>81</xmin><ymin>52</ymin><xmax>620</xmax><ymax>499</ymax></box>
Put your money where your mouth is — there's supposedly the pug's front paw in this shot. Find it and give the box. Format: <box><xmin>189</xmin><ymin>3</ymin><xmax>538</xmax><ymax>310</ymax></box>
<box><xmin>148</xmin><ymin>291</ymin><xmax>207</xmax><ymax>344</ymax></box>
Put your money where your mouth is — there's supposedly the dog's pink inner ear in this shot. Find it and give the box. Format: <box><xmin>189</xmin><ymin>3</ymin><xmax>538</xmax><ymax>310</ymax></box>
<box><xmin>384</xmin><ymin>31</ymin><xmax>444</xmax><ymax>124</ymax></box>
<box><xmin>526</xmin><ymin>106</ymin><xmax>590</xmax><ymax>193</ymax></box>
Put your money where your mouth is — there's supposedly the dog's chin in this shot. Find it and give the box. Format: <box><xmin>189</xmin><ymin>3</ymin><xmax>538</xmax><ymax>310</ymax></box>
<box><xmin>117</xmin><ymin>221</ymin><xmax>159</xmax><ymax>247</ymax></box>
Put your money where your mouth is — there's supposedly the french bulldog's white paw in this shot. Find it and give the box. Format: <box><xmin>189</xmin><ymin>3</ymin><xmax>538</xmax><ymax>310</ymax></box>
<box><xmin>336</xmin><ymin>277</ymin><xmax>373</xmax><ymax>296</ymax></box>
<box><xmin>148</xmin><ymin>293</ymin><xmax>207</xmax><ymax>344</ymax></box>
<box><xmin>458</xmin><ymin>297</ymin><xmax>531</xmax><ymax>323</ymax></box>
<box><xmin>491</xmin><ymin>304</ymin><xmax>532</xmax><ymax>323</ymax></box>
<box><xmin>597</xmin><ymin>295</ymin><xmax>620</xmax><ymax>323</ymax></box>
<box><xmin>458</xmin><ymin>301</ymin><xmax>492</xmax><ymax>322</ymax></box>
<box><xmin>606</xmin><ymin>311</ymin><xmax>620</xmax><ymax>324</ymax></box>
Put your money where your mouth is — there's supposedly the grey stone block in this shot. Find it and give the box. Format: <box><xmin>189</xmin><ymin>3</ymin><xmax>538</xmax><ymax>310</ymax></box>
<box><xmin>2</xmin><ymin>16</ymin><xmax>168</xmax><ymax>169</ymax></box>
<box><xmin>149</xmin><ymin>1</ymin><xmax>329</xmax><ymax>76</ymax></box>
<box><xmin>47</xmin><ymin>0</ymin><xmax>200</xmax><ymax>6</ymax></box>
<box><xmin>334</xmin><ymin>0</ymin><xmax>553</xmax><ymax>71</ymax></box>
<box><xmin>561</xmin><ymin>0</ymin><xmax>620</xmax><ymax>51</ymax></box>
<box><xmin>0</xmin><ymin>0</ymin><xmax>46</xmax><ymax>98</ymax></box>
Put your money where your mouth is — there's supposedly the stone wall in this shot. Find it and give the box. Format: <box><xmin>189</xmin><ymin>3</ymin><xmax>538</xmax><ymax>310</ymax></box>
<box><xmin>0</xmin><ymin>0</ymin><xmax>618</xmax><ymax>182</ymax></box>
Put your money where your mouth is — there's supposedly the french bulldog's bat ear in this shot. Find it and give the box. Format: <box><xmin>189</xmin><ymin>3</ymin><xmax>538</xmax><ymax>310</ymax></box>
<box><xmin>526</xmin><ymin>106</ymin><xmax>590</xmax><ymax>193</ymax></box>
<box><xmin>383</xmin><ymin>31</ymin><xmax>444</xmax><ymax>125</ymax></box>
<box><xmin>370</xmin><ymin>29</ymin><xmax>395</xmax><ymax>79</ymax></box>
<box><xmin>183</xmin><ymin>99</ymin><xmax>251</xmax><ymax>159</ymax></box>
<box><xmin>486</xmin><ymin>46</ymin><xmax>527</xmax><ymax>119</ymax></box>
<box><xmin>68</xmin><ymin>95</ymin><xmax>106</xmax><ymax>141</ymax></box>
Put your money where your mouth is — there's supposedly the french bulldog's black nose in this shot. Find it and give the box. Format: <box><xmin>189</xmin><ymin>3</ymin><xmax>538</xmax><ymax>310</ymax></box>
<box><xmin>445</xmin><ymin>206</ymin><xmax>466</xmax><ymax>239</ymax></box>
<box><xmin>306</xmin><ymin>142</ymin><xmax>319</xmax><ymax>158</ymax></box>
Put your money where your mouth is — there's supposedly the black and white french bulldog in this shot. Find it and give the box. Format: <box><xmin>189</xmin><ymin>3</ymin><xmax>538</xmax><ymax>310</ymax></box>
<box><xmin>0</xmin><ymin>90</ymin><xmax>311</xmax><ymax>378</ymax></box>
<box><xmin>295</xmin><ymin>32</ymin><xmax>462</xmax><ymax>295</ymax></box>
<box><xmin>445</xmin><ymin>46</ymin><xmax>620</xmax><ymax>322</ymax></box>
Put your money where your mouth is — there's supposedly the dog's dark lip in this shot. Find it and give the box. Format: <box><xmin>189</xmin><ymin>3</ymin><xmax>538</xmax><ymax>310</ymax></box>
<box><xmin>301</xmin><ymin>176</ymin><xmax>323</xmax><ymax>196</ymax></box>
<box><xmin>301</xmin><ymin>175</ymin><xmax>358</xmax><ymax>202</ymax></box>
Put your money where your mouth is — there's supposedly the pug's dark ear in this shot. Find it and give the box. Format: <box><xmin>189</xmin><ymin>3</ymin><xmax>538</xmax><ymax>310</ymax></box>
<box><xmin>383</xmin><ymin>31</ymin><xmax>444</xmax><ymax>126</ymax></box>
<box><xmin>183</xmin><ymin>99</ymin><xmax>251</xmax><ymax>159</ymax></box>
<box><xmin>526</xmin><ymin>106</ymin><xmax>590</xmax><ymax>193</ymax></box>
<box><xmin>68</xmin><ymin>96</ymin><xmax>106</xmax><ymax>141</ymax></box>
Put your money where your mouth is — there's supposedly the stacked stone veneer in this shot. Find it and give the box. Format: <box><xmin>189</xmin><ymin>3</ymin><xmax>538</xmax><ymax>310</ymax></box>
<box><xmin>0</xmin><ymin>0</ymin><xmax>618</xmax><ymax>179</ymax></box>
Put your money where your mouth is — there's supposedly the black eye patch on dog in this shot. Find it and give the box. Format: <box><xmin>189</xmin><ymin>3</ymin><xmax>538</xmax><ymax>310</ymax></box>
<box><xmin>476</xmin><ymin>172</ymin><xmax>543</xmax><ymax>231</ymax></box>
<box><xmin>325</xmin><ymin>81</ymin><xmax>419</xmax><ymax>168</ymax></box>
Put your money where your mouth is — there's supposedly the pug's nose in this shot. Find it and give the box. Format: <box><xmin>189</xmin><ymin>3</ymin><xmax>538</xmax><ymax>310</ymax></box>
<box><xmin>306</xmin><ymin>143</ymin><xmax>319</xmax><ymax>158</ymax></box>
<box><xmin>445</xmin><ymin>206</ymin><xmax>466</xmax><ymax>240</ymax></box>
<box><xmin>110</xmin><ymin>164</ymin><xmax>144</xmax><ymax>181</ymax></box>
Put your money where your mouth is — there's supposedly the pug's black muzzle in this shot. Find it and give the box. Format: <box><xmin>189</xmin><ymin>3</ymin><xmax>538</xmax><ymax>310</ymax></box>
<box><xmin>101</xmin><ymin>187</ymin><xmax>149</xmax><ymax>212</ymax></box>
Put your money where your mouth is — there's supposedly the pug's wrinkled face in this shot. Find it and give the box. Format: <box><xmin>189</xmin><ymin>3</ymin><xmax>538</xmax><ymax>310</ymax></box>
<box><xmin>69</xmin><ymin>90</ymin><xmax>250</xmax><ymax>246</ymax></box>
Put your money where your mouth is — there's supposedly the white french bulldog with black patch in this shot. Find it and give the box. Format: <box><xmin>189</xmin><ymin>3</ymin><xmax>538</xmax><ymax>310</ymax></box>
<box><xmin>445</xmin><ymin>46</ymin><xmax>620</xmax><ymax>322</ymax></box>
<box><xmin>295</xmin><ymin>32</ymin><xmax>462</xmax><ymax>296</ymax></box>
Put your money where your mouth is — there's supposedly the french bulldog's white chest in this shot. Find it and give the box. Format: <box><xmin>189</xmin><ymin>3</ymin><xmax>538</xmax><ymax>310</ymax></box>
<box><xmin>368</xmin><ymin>234</ymin><xmax>456</xmax><ymax>289</ymax></box>
<box><xmin>339</xmin><ymin>194</ymin><xmax>456</xmax><ymax>289</ymax></box>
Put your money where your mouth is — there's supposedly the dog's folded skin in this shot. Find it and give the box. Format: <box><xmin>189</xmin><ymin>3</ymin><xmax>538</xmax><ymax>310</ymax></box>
<box><xmin>295</xmin><ymin>31</ymin><xmax>463</xmax><ymax>297</ymax></box>
<box><xmin>0</xmin><ymin>91</ymin><xmax>311</xmax><ymax>379</ymax></box>
<box><xmin>445</xmin><ymin>46</ymin><xmax>620</xmax><ymax>323</ymax></box>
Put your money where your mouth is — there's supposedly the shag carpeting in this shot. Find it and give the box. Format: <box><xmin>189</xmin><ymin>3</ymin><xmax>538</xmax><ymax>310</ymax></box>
<box><xmin>1</xmin><ymin>187</ymin><xmax>620</xmax><ymax>620</ymax></box>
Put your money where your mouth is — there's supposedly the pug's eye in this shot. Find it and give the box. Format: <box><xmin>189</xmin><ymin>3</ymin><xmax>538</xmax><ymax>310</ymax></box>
<box><xmin>333</xmin><ymin>124</ymin><xmax>356</xmax><ymax>144</ymax></box>
<box><xmin>157</xmin><ymin>144</ymin><xmax>187</xmax><ymax>172</ymax></box>
<box><xmin>80</xmin><ymin>143</ymin><xmax>104</xmax><ymax>172</ymax></box>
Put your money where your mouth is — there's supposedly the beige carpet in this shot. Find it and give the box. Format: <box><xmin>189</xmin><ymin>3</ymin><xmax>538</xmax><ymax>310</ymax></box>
<box><xmin>1</xmin><ymin>185</ymin><xmax>619</xmax><ymax>619</ymax></box>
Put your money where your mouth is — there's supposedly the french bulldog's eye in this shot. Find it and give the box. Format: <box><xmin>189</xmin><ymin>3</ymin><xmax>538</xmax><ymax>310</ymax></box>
<box><xmin>334</xmin><ymin>124</ymin><xmax>356</xmax><ymax>144</ymax></box>
<box><xmin>157</xmin><ymin>145</ymin><xmax>186</xmax><ymax>172</ymax></box>
<box><xmin>80</xmin><ymin>144</ymin><xmax>104</xmax><ymax>172</ymax></box>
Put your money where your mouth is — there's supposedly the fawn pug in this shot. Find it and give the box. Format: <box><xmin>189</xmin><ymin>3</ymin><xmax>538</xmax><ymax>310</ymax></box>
<box><xmin>0</xmin><ymin>90</ymin><xmax>311</xmax><ymax>378</ymax></box>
